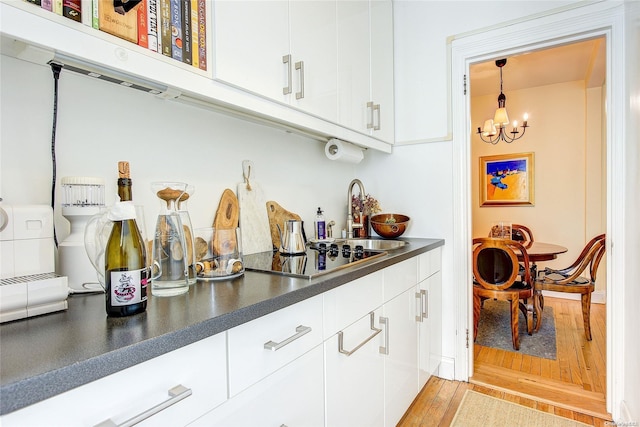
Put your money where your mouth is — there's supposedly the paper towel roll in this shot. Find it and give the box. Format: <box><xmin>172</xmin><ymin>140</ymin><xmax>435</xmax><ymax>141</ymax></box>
<box><xmin>325</xmin><ymin>139</ymin><xmax>364</xmax><ymax>164</ymax></box>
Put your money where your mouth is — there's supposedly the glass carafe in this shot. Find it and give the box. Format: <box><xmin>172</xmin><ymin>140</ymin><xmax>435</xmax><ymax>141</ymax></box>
<box><xmin>150</xmin><ymin>182</ymin><xmax>189</xmax><ymax>297</ymax></box>
<box><xmin>178</xmin><ymin>184</ymin><xmax>197</xmax><ymax>285</ymax></box>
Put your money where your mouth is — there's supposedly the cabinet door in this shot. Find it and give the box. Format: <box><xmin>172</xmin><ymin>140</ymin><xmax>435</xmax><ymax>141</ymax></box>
<box><xmin>289</xmin><ymin>0</ymin><xmax>337</xmax><ymax>120</ymax></box>
<box><xmin>418</xmin><ymin>270</ymin><xmax>443</xmax><ymax>387</ymax></box>
<box><xmin>227</xmin><ymin>294</ymin><xmax>323</xmax><ymax>396</ymax></box>
<box><xmin>382</xmin><ymin>286</ymin><xmax>419</xmax><ymax>427</ymax></box>
<box><xmin>212</xmin><ymin>1</ymin><xmax>289</xmax><ymax>100</ymax></box>
<box><xmin>1</xmin><ymin>333</ymin><xmax>227</xmax><ymax>427</ymax></box>
<box><xmin>370</xmin><ymin>0</ymin><xmax>395</xmax><ymax>143</ymax></box>
<box><xmin>337</xmin><ymin>0</ymin><xmax>370</xmax><ymax>133</ymax></box>
<box><xmin>190</xmin><ymin>345</ymin><xmax>325</xmax><ymax>427</ymax></box>
<box><xmin>325</xmin><ymin>308</ymin><xmax>385</xmax><ymax>427</ymax></box>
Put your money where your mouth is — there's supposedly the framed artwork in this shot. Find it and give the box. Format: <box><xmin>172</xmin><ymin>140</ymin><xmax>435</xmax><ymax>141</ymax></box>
<box><xmin>480</xmin><ymin>152</ymin><xmax>534</xmax><ymax>206</ymax></box>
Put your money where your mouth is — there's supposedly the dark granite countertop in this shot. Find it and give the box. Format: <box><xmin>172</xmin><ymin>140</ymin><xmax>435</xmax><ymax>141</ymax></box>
<box><xmin>0</xmin><ymin>238</ymin><xmax>443</xmax><ymax>415</ymax></box>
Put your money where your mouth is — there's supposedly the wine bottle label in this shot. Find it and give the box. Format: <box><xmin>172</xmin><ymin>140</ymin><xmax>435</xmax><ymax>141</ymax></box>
<box><xmin>109</xmin><ymin>268</ymin><xmax>148</xmax><ymax>306</ymax></box>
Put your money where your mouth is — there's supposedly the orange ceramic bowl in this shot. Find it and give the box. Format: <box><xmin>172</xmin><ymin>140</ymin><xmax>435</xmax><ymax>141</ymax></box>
<box><xmin>370</xmin><ymin>214</ymin><xmax>410</xmax><ymax>238</ymax></box>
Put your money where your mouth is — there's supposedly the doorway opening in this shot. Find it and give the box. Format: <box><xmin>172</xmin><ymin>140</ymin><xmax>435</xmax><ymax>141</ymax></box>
<box><xmin>468</xmin><ymin>39</ymin><xmax>608</xmax><ymax>418</ymax></box>
<box><xmin>450</xmin><ymin>4</ymin><xmax>625</xmax><ymax>420</ymax></box>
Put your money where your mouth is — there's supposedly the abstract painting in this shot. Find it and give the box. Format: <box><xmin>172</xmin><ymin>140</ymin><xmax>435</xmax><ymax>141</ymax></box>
<box><xmin>480</xmin><ymin>152</ymin><xmax>534</xmax><ymax>206</ymax></box>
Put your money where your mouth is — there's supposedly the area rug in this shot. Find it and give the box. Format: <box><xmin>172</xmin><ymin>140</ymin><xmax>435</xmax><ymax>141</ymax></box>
<box><xmin>451</xmin><ymin>390</ymin><xmax>590</xmax><ymax>427</ymax></box>
<box><xmin>475</xmin><ymin>299</ymin><xmax>557</xmax><ymax>360</ymax></box>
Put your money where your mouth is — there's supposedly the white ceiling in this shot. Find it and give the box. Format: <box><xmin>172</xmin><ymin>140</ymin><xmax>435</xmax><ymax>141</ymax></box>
<box><xmin>469</xmin><ymin>37</ymin><xmax>606</xmax><ymax>97</ymax></box>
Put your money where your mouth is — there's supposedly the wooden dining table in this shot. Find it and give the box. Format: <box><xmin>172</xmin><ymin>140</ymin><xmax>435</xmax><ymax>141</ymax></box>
<box><xmin>515</xmin><ymin>242</ymin><xmax>568</xmax><ymax>263</ymax></box>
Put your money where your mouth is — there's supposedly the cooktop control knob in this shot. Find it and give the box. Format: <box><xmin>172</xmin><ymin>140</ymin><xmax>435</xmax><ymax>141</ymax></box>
<box><xmin>342</xmin><ymin>244</ymin><xmax>351</xmax><ymax>257</ymax></box>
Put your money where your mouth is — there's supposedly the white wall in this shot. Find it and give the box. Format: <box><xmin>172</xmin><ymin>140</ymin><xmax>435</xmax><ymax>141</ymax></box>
<box><xmin>0</xmin><ymin>55</ymin><xmax>363</xmax><ymax>242</ymax></box>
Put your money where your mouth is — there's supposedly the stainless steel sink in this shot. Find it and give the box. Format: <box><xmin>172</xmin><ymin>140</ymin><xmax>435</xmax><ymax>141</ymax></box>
<box><xmin>338</xmin><ymin>239</ymin><xmax>407</xmax><ymax>251</ymax></box>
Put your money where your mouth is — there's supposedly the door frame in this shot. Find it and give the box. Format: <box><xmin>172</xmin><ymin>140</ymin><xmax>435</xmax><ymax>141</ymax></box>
<box><xmin>450</xmin><ymin>2</ymin><xmax>626</xmax><ymax>419</ymax></box>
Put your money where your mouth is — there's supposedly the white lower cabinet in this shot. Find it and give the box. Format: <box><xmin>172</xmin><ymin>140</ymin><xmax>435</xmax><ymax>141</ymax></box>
<box><xmin>190</xmin><ymin>345</ymin><xmax>325</xmax><ymax>427</ymax></box>
<box><xmin>1</xmin><ymin>333</ymin><xmax>227</xmax><ymax>427</ymax></box>
<box><xmin>383</xmin><ymin>287</ymin><xmax>419</xmax><ymax>427</ymax></box>
<box><xmin>418</xmin><ymin>249</ymin><xmax>443</xmax><ymax>388</ymax></box>
<box><xmin>324</xmin><ymin>262</ymin><xmax>421</xmax><ymax>427</ymax></box>
<box><xmin>325</xmin><ymin>308</ymin><xmax>385</xmax><ymax>427</ymax></box>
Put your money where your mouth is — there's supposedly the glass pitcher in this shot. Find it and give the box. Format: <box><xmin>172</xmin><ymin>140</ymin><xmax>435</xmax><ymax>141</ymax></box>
<box><xmin>177</xmin><ymin>184</ymin><xmax>197</xmax><ymax>285</ymax></box>
<box><xmin>150</xmin><ymin>182</ymin><xmax>189</xmax><ymax>297</ymax></box>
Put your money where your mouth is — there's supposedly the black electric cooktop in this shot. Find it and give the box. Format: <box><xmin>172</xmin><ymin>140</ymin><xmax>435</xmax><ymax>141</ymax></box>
<box><xmin>243</xmin><ymin>242</ymin><xmax>387</xmax><ymax>279</ymax></box>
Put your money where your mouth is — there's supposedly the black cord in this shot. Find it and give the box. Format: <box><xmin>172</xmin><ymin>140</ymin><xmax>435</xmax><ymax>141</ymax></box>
<box><xmin>50</xmin><ymin>62</ymin><xmax>62</xmax><ymax>247</ymax></box>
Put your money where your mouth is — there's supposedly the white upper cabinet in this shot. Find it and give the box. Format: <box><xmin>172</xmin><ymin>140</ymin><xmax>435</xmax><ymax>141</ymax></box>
<box><xmin>337</xmin><ymin>0</ymin><xmax>394</xmax><ymax>144</ymax></box>
<box><xmin>337</xmin><ymin>0</ymin><xmax>370</xmax><ymax>135</ymax></box>
<box><xmin>212</xmin><ymin>1</ymin><xmax>289</xmax><ymax>101</ymax></box>
<box><xmin>370</xmin><ymin>0</ymin><xmax>395</xmax><ymax>143</ymax></box>
<box><xmin>213</xmin><ymin>0</ymin><xmax>337</xmax><ymax>122</ymax></box>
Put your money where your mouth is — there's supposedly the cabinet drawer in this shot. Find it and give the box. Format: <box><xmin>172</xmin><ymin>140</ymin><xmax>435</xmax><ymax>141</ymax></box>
<box><xmin>1</xmin><ymin>333</ymin><xmax>227</xmax><ymax>427</ymax></box>
<box><xmin>227</xmin><ymin>295</ymin><xmax>323</xmax><ymax>396</ymax></box>
<box><xmin>191</xmin><ymin>345</ymin><xmax>324</xmax><ymax>427</ymax></box>
<box><xmin>323</xmin><ymin>270</ymin><xmax>384</xmax><ymax>339</ymax></box>
<box><xmin>383</xmin><ymin>257</ymin><xmax>418</xmax><ymax>301</ymax></box>
<box><xmin>418</xmin><ymin>247</ymin><xmax>442</xmax><ymax>282</ymax></box>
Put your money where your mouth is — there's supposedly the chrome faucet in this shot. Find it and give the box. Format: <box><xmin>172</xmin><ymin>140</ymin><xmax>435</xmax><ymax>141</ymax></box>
<box><xmin>347</xmin><ymin>179</ymin><xmax>366</xmax><ymax>238</ymax></box>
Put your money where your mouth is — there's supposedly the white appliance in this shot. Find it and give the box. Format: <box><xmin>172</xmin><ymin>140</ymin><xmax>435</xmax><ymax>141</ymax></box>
<box><xmin>58</xmin><ymin>176</ymin><xmax>105</xmax><ymax>292</ymax></box>
<box><xmin>0</xmin><ymin>203</ymin><xmax>68</xmax><ymax>323</ymax></box>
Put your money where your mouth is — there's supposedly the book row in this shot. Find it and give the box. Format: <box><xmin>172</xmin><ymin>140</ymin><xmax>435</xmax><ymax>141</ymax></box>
<box><xmin>24</xmin><ymin>0</ymin><xmax>207</xmax><ymax>71</ymax></box>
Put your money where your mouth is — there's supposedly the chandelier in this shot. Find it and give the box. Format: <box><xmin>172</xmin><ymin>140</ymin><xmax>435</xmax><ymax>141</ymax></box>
<box><xmin>477</xmin><ymin>58</ymin><xmax>530</xmax><ymax>144</ymax></box>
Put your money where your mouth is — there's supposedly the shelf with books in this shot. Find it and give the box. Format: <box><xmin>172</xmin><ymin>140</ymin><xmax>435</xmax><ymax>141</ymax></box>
<box><xmin>19</xmin><ymin>0</ymin><xmax>207</xmax><ymax>72</ymax></box>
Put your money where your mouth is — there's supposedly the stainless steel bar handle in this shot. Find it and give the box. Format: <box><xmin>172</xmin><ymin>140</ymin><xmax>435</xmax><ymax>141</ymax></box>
<box><xmin>373</xmin><ymin>103</ymin><xmax>381</xmax><ymax>130</ymax></box>
<box><xmin>366</xmin><ymin>101</ymin><xmax>375</xmax><ymax>129</ymax></box>
<box><xmin>338</xmin><ymin>312</ymin><xmax>382</xmax><ymax>356</ymax></box>
<box><xmin>283</xmin><ymin>54</ymin><xmax>292</xmax><ymax>95</ymax></box>
<box><xmin>264</xmin><ymin>325</ymin><xmax>312</xmax><ymax>351</ymax></box>
<box><xmin>379</xmin><ymin>316</ymin><xmax>389</xmax><ymax>355</ymax></box>
<box><xmin>421</xmin><ymin>289</ymin><xmax>429</xmax><ymax>319</ymax></box>
<box><xmin>415</xmin><ymin>292</ymin><xmax>423</xmax><ymax>322</ymax></box>
<box><xmin>94</xmin><ymin>385</ymin><xmax>192</xmax><ymax>427</ymax></box>
<box><xmin>295</xmin><ymin>60</ymin><xmax>304</xmax><ymax>99</ymax></box>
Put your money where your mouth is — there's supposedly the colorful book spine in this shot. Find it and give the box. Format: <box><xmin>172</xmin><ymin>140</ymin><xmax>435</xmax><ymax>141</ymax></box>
<box><xmin>62</xmin><ymin>0</ymin><xmax>81</xmax><ymax>22</ymax></box>
<box><xmin>160</xmin><ymin>0</ymin><xmax>171</xmax><ymax>57</ymax></box>
<box><xmin>92</xmin><ymin>0</ymin><xmax>99</xmax><ymax>28</ymax></box>
<box><xmin>197</xmin><ymin>0</ymin><xmax>206</xmax><ymax>71</ymax></box>
<box><xmin>147</xmin><ymin>0</ymin><xmax>159</xmax><ymax>52</ymax></box>
<box><xmin>81</xmin><ymin>0</ymin><xmax>91</xmax><ymax>25</ymax></box>
<box><xmin>170</xmin><ymin>0</ymin><xmax>182</xmax><ymax>62</ymax></box>
<box><xmin>26</xmin><ymin>0</ymin><xmax>42</xmax><ymax>6</ymax></box>
<box><xmin>180</xmin><ymin>0</ymin><xmax>191</xmax><ymax>65</ymax></box>
<box><xmin>41</xmin><ymin>0</ymin><xmax>53</xmax><ymax>11</ymax></box>
<box><xmin>137</xmin><ymin>0</ymin><xmax>148</xmax><ymax>48</ymax></box>
<box><xmin>54</xmin><ymin>0</ymin><xmax>63</xmax><ymax>15</ymax></box>
<box><xmin>190</xmin><ymin>0</ymin><xmax>198</xmax><ymax>69</ymax></box>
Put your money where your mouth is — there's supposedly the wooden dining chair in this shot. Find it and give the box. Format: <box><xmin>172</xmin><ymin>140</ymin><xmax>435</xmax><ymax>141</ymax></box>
<box><xmin>534</xmin><ymin>234</ymin><xmax>605</xmax><ymax>340</ymax></box>
<box><xmin>472</xmin><ymin>238</ymin><xmax>534</xmax><ymax>350</ymax></box>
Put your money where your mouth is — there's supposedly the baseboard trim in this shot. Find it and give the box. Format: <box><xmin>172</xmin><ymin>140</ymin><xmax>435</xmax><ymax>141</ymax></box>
<box><xmin>542</xmin><ymin>290</ymin><xmax>606</xmax><ymax>304</ymax></box>
<box><xmin>438</xmin><ymin>356</ymin><xmax>455</xmax><ymax>380</ymax></box>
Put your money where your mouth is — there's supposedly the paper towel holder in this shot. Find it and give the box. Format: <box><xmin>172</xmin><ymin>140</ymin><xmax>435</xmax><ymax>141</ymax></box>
<box><xmin>325</xmin><ymin>138</ymin><xmax>365</xmax><ymax>164</ymax></box>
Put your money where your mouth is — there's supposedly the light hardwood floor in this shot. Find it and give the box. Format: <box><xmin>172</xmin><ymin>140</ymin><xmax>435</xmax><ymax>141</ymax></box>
<box><xmin>399</xmin><ymin>297</ymin><xmax>611</xmax><ymax>426</ymax></box>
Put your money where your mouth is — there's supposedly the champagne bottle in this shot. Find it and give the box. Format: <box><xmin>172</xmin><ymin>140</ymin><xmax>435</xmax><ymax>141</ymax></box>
<box><xmin>105</xmin><ymin>161</ymin><xmax>148</xmax><ymax>317</ymax></box>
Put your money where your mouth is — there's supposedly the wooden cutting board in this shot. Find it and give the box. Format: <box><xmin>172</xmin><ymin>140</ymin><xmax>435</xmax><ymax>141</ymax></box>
<box><xmin>237</xmin><ymin>161</ymin><xmax>272</xmax><ymax>255</ymax></box>
<box><xmin>212</xmin><ymin>188</ymin><xmax>239</xmax><ymax>255</ymax></box>
<box><xmin>266</xmin><ymin>200</ymin><xmax>302</xmax><ymax>250</ymax></box>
